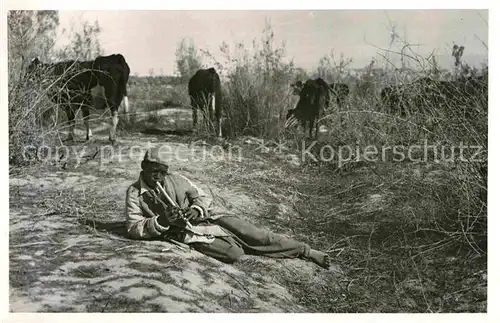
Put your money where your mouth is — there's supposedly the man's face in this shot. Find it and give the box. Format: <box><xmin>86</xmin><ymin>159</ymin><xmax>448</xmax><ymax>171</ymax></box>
<box><xmin>142</xmin><ymin>161</ymin><xmax>169</xmax><ymax>187</ymax></box>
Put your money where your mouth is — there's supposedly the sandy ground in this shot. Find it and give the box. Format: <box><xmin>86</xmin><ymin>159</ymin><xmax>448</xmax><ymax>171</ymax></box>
<box><xmin>9</xmin><ymin>107</ymin><xmax>339</xmax><ymax>313</ymax></box>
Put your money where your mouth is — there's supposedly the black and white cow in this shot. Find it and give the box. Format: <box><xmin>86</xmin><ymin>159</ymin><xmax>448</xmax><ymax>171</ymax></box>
<box><xmin>26</xmin><ymin>53</ymin><xmax>130</xmax><ymax>144</ymax></box>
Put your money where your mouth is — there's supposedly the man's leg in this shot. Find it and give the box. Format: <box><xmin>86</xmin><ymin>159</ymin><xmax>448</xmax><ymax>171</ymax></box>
<box><xmin>212</xmin><ymin>216</ymin><xmax>330</xmax><ymax>268</ymax></box>
<box><xmin>190</xmin><ymin>235</ymin><xmax>245</xmax><ymax>264</ymax></box>
<box><xmin>212</xmin><ymin>216</ymin><xmax>305</xmax><ymax>255</ymax></box>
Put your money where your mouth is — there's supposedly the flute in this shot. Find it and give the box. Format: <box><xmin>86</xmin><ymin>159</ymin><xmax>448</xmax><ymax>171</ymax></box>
<box><xmin>155</xmin><ymin>181</ymin><xmax>193</xmax><ymax>229</ymax></box>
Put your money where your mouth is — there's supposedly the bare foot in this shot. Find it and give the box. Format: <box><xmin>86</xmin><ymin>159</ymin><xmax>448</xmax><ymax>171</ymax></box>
<box><xmin>308</xmin><ymin>249</ymin><xmax>330</xmax><ymax>269</ymax></box>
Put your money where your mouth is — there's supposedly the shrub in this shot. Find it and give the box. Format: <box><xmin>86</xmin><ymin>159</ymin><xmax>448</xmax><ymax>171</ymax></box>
<box><xmin>8</xmin><ymin>10</ymin><xmax>103</xmax><ymax>167</ymax></box>
<box><xmin>200</xmin><ymin>22</ymin><xmax>297</xmax><ymax>139</ymax></box>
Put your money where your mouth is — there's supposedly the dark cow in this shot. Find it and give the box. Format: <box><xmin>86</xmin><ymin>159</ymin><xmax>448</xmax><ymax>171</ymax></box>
<box><xmin>94</xmin><ymin>54</ymin><xmax>130</xmax><ymax>118</ymax></box>
<box><xmin>380</xmin><ymin>77</ymin><xmax>437</xmax><ymax>116</ymax></box>
<box><xmin>26</xmin><ymin>54</ymin><xmax>130</xmax><ymax>143</ymax></box>
<box><xmin>291</xmin><ymin>79</ymin><xmax>330</xmax><ymax>109</ymax></box>
<box><xmin>436</xmin><ymin>76</ymin><xmax>488</xmax><ymax>118</ymax></box>
<box><xmin>188</xmin><ymin>68</ymin><xmax>222</xmax><ymax>137</ymax></box>
<box><xmin>381</xmin><ymin>75</ymin><xmax>488</xmax><ymax>118</ymax></box>
<box><xmin>286</xmin><ymin>78</ymin><xmax>329</xmax><ymax>139</ymax></box>
<box><xmin>291</xmin><ymin>79</ymin><xmax>349</xmax><ymax>110</ymax></box>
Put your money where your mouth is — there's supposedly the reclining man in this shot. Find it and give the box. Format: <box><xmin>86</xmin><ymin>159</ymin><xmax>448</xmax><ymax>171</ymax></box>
<box><xmin>125</xmin><ymin>146</ymin><xmax>331</xmax><ymax>269</ymax></box>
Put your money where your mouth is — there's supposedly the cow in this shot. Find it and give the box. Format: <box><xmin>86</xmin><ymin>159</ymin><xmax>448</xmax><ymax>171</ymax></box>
<box><xmin>291</xmin><ymin>79</ymin><xmax>349</xmax><ymax>111</ymax></box>
<box><xmin>286</xmin><ymin>78</ymin><xmax>329</xmax><ymax>139</ymax></box>
<box><xmin>380</xmin><ymin>77</ymin><xmax>436</xmax><ymax>116</ymax></box>
<box><xmin>381</xmin><ymin>75</ymin><xmax>488</xmax><ymax>119</ymax></box>
<box><xmin>188</xmin><ymin>68</ymin><xmax>222</xmax><ymax>137</ymax></box>
<box><xmin>26</xmin><ymin>54</ymin><xmax>130</xmax><ymax>144</ymax></box>
<box><xmin>291</xmin><ymin>79</ymin><xmax>330</xmax><ymax>108</ymax></box>
<box><xmin>437</xmin><ymin>76</ymin><xmax>488</xmax><ymax>118</ymax></box>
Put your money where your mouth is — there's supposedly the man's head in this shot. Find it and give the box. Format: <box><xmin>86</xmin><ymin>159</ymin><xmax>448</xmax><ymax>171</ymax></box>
<box><xmin>141</xmin><ymin>147</ymin><xmax>170</xmax><ymax>187</ymax></box>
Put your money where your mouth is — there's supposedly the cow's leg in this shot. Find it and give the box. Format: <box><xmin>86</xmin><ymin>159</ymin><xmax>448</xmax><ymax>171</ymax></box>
<box><xmin>122</xmin><ymin>95</ymin><xmax>130</xmax><ymax>123</ymax></box>
<box><xmin>64</xmin><ymin>105</ymin><xmax>76</xmax><ymax>142</ymax></box>
<box><xmin>82</xmin><ymin>106</ymin><xmax>92</xmax><ymax>142</ymax></box>
<box><xmin>209</xmin><ymin>93</ymin><xmax>215</xmax><ymax>119</ymax></box>
<box><xmin>109</xmin><ymin>108</ymin><xmax>119</xmax><ymax>144</ymax></box>
<box><xmin>192</xmin><ymin>107</ymin><xmax>198</xmax><ymax>131</ymax></box>
<box><xmin>315</xmin><ymin>117</ymin><xmax>319</xmax><ymax>139</ymax></box>
<box><xmin>101</xmin><ymin>83</ymin><xmax>120</xmax><ymax>144</ymax></box>
<box><xmin>313</xmin><ymin>116</ymin><xmax>320</xmax><ymax>139</ymax></box>
<box><xmin>212</xmin><ymin>93</ymin><xmax>223</xmax><ymax>138</ymax></box>
<box><xmin>191</xmin><ymin>96</ymin><xmax>199</xmax><ymax>131</ymax></box>
<box><xmin>209</xmin><ymin>93</ymin><xmax>215</xmax><ymax>134</ymax></box>
<box><xmin>216</xmin><ymin>116</ymin><xmax>222</xmax><ymax>138</ymax></box>
<box><xmin>338</xmin><ymin>97</ymin><xmax>345</xmax><ymax>125</ymax></box>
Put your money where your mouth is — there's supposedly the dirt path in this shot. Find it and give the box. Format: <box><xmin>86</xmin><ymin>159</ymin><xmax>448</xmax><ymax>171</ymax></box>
<box><xmin>9</xmin><ymin>117</ymin><xmax>335</xmax><ymax>312</ymax></box>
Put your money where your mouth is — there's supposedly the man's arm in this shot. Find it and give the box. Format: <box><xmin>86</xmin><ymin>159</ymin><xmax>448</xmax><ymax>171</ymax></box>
<box><xmin>125</xmin><ymin>186</ymin><xmax>170</xmax><ymax>239</ymax></box>
<box><xmin>177</xmin><ymin>174</ymin><xmax>211</xmax><ymax>217</ymax></box>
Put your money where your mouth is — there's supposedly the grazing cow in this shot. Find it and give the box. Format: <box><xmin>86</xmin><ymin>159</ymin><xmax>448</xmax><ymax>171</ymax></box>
<box><xmin>286</xmin><ymin>78</ymin><xmax>329</xmax><ymax>139</ymax></box>
<box><xmin>437</xmin><ymin>76</ymin><xmax>488</xmax><ymax>118</ymax></box>
<box><xmin>381</xmin><ymin>75</ymin><xmax>488</xmax><ymax>119</ymax></box>
<box><xmin>26</xmin><ymin>54</ymin><xmax>130</xmax><ymax>144</ymax></box>
<box><xmin>291</xmin><ymin>79</ymin><xmax>349</xmax><ymax>111</ymax></box>
<box><xmin>291</xmin><ymin>79</ymin><xmax>330</xmax><ymax>109</ymax></box>
<box><xmin>380</xmin><ymin>77</ymin><xmax>437</xmax><ymax>116</ymax></box>
<box><xmin>93</xmin><ymin>54</ymin><xmax>131</xmax><ymax>119</ymax></box>
<box><xmin>188</xmin><ymin>68</ymin><xmax>222</xmax><ymax>137</ymax></box>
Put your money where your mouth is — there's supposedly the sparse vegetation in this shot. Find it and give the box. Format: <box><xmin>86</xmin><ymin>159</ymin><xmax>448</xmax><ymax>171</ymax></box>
<box><xmin>200</xmin><ymin>22</ymin><xmax>297</xmax><ymax>138</ymax></box>
<box><xmin>8</xmin><ymin>10</ymin><xmax>104</xmax><ymax>165</ymax></box>
<box><xmin>9</xmin><ymin>11</ymin><xmax>487</xmax><ymax>313</ymax></box>
<box><xmin>174</xmin><ymin>20</ymin><xmax>487</xmax><ymax>312</ymax></box>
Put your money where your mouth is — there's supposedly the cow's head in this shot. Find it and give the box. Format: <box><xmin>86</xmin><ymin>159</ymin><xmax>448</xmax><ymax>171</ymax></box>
<box><xmin>298</xmin><ymin>79</ymin><xmax>320</xmax><ymax>103</ymax></box>
<box><xmin>290</xmin><ymin>81</ymin><xmax>304</xmax><ymax>95</ymax></box>
<box><xmin>25</xmin><ymin>57</ymin><xmax>42</xmax><ymax>80</ymax></box>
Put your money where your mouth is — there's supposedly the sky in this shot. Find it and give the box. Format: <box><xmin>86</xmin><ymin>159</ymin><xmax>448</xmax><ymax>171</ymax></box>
<box><xmin>55</xmin><ymin>10</ymin><xmax>489</xmax><ymax>76</ymax></box>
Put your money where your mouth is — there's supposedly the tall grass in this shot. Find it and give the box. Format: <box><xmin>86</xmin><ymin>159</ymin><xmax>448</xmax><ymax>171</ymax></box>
<box><xmin>200</xmin><ymin>23</ymin><xmax>299</xmax><ymax>139</ymax></box>
<box><xmin>8</xmin><ymin>11</ymin><xmax>105</xmax><ymax>167</ymax></box>
<box><xmin>192</xmin><ymin>23</ymin><xmax>487</xmax><ymax>312</ymax></box>
<box><xmin>8</xmin><ymin>61</ymin><xmax>64</xmax><ymax>165</ymax></box>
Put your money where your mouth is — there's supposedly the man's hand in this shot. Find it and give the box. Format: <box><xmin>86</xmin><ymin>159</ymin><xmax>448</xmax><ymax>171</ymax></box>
<box><xmin>157</xmin><ymin>206</ymin><xmax>188</xmax><ymax>228</ymax></box>
<box><xmin>183</xmin><ymin>207</ymin><xmax>202</xmax><ymax>222</ymax></box>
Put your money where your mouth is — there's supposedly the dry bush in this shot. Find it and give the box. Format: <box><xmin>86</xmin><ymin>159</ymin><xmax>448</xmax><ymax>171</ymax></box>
<box><xmin>199</xmin><ymin>23</ymin><xmax>298</xmax><ymax>139</ymax></box>
<box><xmin>9</xmin><ymin>10</ymin><xmax>105</xmax><ymax>167</ymax></box>
<box><xmin>200</xmin><ymin>27</ymin><xmax>488</xmax><ymax>311</ymax></box>
<box><xmin>9</xmin><ymin>61</ymin><xmax>111</xmax><ymax>165</ymax></box>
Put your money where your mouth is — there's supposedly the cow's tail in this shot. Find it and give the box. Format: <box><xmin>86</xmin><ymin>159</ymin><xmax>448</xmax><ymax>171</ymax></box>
<box><xmin>119</xmin><ymin>65</ymin><xmax>130</xmax><ymax>122</ymax></box>
<box><xmin>211</xmin><ymin>72</ymin><xmax>221</xmax><ymax>117</ymax></box>
<box><xmin>122</xmin><ymin>94</ymin><xmax>130</xmax><ymax>122</ymax></box>
<box><xmin>210</xmin><ymin>69</ymin><xmax>222</xmax><ymax>137</ymax></box>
